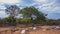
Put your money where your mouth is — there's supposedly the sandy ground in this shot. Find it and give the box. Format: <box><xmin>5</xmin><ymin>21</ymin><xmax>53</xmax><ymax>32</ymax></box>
<box><xmin>0</xmin><ymin>25</ymin><xmax>60</xmax><ymax>34</ymax></box>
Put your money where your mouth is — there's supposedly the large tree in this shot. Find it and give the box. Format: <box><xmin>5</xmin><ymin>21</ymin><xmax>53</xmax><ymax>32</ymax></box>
<box><xmin>5</xmin><ymin>5</ymin><xmax>20</xmax><ymax>26</ymax></box>
<box><xmin>20</xmin><ymin>6</ymin><xmax>47</xmax><ymax>24</ymax></box>
<box><xmin>20</xmin><ymin>6</ymin><xmax>47</xmax><ymax>20</ymax></box>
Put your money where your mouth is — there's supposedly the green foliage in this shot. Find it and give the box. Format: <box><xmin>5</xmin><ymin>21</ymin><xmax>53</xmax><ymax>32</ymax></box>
<box><xmin>20</xmin><ymin>6</ymin><xmax>47</xmax><ymax>22</ymax></box>
<box><xmin>0</xmin><ymin>6</ymin><xmax>48</xmax><ymax>26</ymax></box>
<box><xmin>16</xmin><ymin>18</ymin><xmax>31</xmax><ymax>25</ymax></box>
<box><xmin>20</xmin><ymin>18</ymin><xmax>30</xmax><ymax>24</ymax></box>
<box><xmin>20</xmin><ymin>6</ymin><xmax>47</xmax><ymax>25</ymax></box>
<box><xmin>5</xmin><ymin>5</ymin><xmax>20</xmax><ymax>26</ymax></box>
<box><xmin>4</xmin><ymin>16</ymin><xmax>16</xmax><ymax>26</ymax></box>
<box><xmin>1</xmin><ymin>5</ymin><xmax>60</xmax><ymax>26</ymax></box>
<box><xmin>16</xmin><ymin>19</ymin><xmax>21</xmax><ymax>24</ymax></box>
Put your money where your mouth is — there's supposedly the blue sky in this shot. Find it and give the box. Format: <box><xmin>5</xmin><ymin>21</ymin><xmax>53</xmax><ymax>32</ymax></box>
<box><xmin>0</xmin><ymin>0</ymin><xmax>60</xmax><ymax>19</ymax></box>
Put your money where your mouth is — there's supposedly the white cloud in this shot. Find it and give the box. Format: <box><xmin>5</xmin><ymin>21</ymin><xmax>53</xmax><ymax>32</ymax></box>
<box><xmin>35</xmin><ymin>0</ymin><xmax>60</xmax><ymax>19</ymax></box>
<box><xmin>35</xmin><ymin>0</ymin><xmax>47</xmax><ymax>3</ymax></box>
<box><xmin>51</xmin><ymin>7</ymin><xmax>60</xmax><ymax>13</ymax></box>
<box><xmin>16</xmin><ymin>3</ymin><xmax>20</xmax><ymax>6</ymax></box>
<box><xmin>0</xmin><ymin>11</ymin><xmax>5</xmax><ymax>14</ymax></box>
<box><xmin>0</xmin><ymin>11</ymin><xmax>8</xmax><ymax>18</ymax></box>
<box><xmin>26</xmin><ymin>3</ymin><xmax>37</xmax><ymax>6</ymax></box>
<box><xmin>35</xmin><ymin>0</ymin><xmax>60</xmax><ymax>14</ymax></box>
<box><xmin>0</xmin><ymin>5</ymin><xmax>6</xmax><ymax>10</ymax></box>
<box><xmin>0</xmin><ymin>0</ymin><xmax>20</xmax><ymax>4</ymax></box>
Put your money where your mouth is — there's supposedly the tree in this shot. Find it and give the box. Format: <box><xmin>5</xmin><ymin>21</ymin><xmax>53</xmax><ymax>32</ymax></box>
<box><xmin>20</xmin><ymin>6</ymin><xmax>47</xmax><ymax>24</ymax></box>
<box><xmin>5</xmin><ymin>5</ymin><xmax>20</xmax><ymax>26</ymax></box>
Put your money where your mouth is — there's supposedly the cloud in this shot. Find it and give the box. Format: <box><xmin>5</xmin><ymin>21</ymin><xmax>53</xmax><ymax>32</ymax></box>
<box><xmin>35</xmin><ymin>0</ymin><xmax>60</xmax><ymax>13</ymax></box>
<box><xmin>0</xmin><ymin>3</ymin><xmax>9</xmax><ymax>18</ymax></box>
<box><xmin>35</xmin><ymin>0</ymin><xmax>47</xmax><ymax>3</ymax></box>
<box><xmin>26</xmin><ymin>3</ymin><xmax>37</xmax><ymax>6</ymax></box>
<box><xmin>0</xmin><ymin>5</ymin><xmax>6</xmax><ymax>10</ymax></box>
<box><xmin>47</xmin><ymin>13</ymin><xmax>60</xmax><ymax>19</ymax></box>
<box><xmin>34</xmin><ymin>0</ymin><xmax>60</xmax><ymax>19</ymax></box>
<box><xmin>0</xmin><ymin>0</ymin><xmax>20</xmax><ymax>4</ymax></box>
<box><xmin>0</xmin><ymin>11</ymin><xmax>8</xmax><ymax>18</ymax></box>
<box><xmin>0</xmin><ymin>0</ymin><xmax>60</xmax><ymax>19</ymax></box>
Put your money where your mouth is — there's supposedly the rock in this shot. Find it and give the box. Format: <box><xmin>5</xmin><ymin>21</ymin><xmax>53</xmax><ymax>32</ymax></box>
<box><xmin>21</xmin><ymin>29</ymin><xmax>26</xmax><ymax>34</ymax></box>
<box><xmin>32</xmin><ymin>27</ymin><xmax>37</xmax><ymax>30</ymax></box>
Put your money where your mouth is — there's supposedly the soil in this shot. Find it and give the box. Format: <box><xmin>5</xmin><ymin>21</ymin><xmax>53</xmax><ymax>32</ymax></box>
<box><xmin>0</xmin><ymin>25</ymin><xmax>60</xmax><ymax>34</ymax></box>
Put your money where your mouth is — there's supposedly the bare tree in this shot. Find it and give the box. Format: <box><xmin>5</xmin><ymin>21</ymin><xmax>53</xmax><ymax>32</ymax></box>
<box><xmin>5</xmin><ymin>5</ymin><xmax>20</xmax><ymax>26</ymax></box>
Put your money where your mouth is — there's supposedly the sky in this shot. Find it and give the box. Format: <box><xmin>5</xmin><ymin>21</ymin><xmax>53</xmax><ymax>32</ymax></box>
<box><xmin>0</xmin><ymin>0</ymin><xmax>60</xmax><ymax>19</ymax></box>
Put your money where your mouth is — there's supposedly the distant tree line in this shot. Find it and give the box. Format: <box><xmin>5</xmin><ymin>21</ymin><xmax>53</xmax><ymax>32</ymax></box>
<box><xmin>0</xmin><ymin>5</ymin><xmax>60</xmax><ymax>26</ymax></box>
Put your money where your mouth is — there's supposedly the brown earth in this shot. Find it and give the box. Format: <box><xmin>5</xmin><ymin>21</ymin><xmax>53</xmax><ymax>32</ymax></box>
<box><xmin>0</xmin><ymin>25</ymin><xmax>60</xmax><ymax>34</ymax></box>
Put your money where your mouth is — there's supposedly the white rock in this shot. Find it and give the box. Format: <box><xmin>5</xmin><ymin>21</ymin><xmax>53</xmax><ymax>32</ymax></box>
<box><xmin>21</xmin><ymin>29</ymin><xmax>26</xmax><ymax>34</ymax></box>
<box><xmin>33</xmin><ymin>27</ymin><xmax>37</xmax><ymax>30</ymax></box>
<box><xmin>56</xmin><ymin>26</ymin><xmax>60</xmax><ymax>28</ymax></box>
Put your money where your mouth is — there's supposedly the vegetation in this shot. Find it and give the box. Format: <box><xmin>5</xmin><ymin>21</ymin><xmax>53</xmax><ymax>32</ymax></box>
<box><xmin>20</xmin><ymin>6</ymin><xmax>47</xmax><ymax>24</ymax></box>
<box><xmin>5</xmin><ymin>5</ymin><xmax>20</xmax><ymax>26</ymax></box>
<box><xmin>0</xmin><ymin>5</ymin><xmax>60</xmax><ymax>26</ymax></box>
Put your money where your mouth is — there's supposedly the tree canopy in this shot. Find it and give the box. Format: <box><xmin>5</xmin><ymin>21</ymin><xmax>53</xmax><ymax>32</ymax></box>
<box><xmin>1</xmin><ymin>5</ymin><xmax>48</xmax><ymax>26</ymax></box>
<box><xmin>0</xmin><ymin>5</ymin><xmax>60</xmax><ymax>26</ymax></box>
<box><xmin>20</xmin><ymin>6</ymin><xmax>47</xmax><ymax>21</ymax></box>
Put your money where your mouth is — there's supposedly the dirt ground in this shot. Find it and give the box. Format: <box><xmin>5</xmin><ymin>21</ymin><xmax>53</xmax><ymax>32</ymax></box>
<box><xmin>0</xmin><ymin>25</ymin><xmax>60</xmax><ymax>34</ymax></box>
<box><xmin>29</xmin><ymin>30</ymin><xmax>60</xmax><ymax>34</ymax></box>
